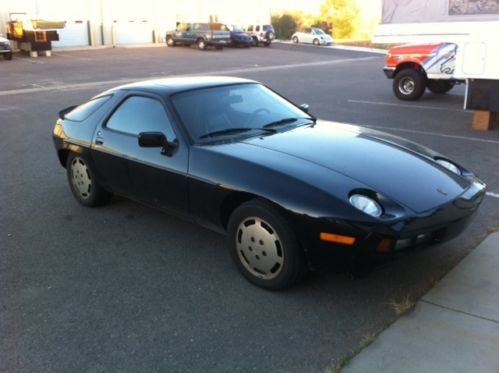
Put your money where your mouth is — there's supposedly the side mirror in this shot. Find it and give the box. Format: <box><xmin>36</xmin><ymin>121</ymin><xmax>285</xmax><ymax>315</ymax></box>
<box><xmin>138</xmin><ymin>131</ymin><xmax>177</xmax><ymax>156</ymax></box>
<box><xmin>299</xmin><ymin>103</ymin><xmax>310</xmax><ymax>113</ymax></box>
<box><xmin>138</xmin><ymin>132</ymin><xmax>166</xmax><ymax>147</ymax></box>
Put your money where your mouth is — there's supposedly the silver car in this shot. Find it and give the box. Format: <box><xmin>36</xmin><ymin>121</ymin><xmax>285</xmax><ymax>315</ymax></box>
<box><xmin>292</xmin><ymin>28</ymin><xmax>333</xmax><ymax>46</ymax></box>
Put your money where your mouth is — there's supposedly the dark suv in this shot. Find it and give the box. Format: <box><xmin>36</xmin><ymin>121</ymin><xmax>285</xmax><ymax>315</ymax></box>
<box><xmin>246</xmin><ymin>24</ymin><xmax>275</xmax><ymax>46</ymax></box>
<box><xmin>166</xmin><ymin>23</ymin><xmax>231</xmax><ymax>50</ymax></box>
<box><xmin>0</xmin><ymin>35</ymin><xmax>13</xmax><ymax>60</ymax></box>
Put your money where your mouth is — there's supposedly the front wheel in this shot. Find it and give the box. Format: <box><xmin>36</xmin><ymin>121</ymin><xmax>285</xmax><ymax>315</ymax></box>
<box><xmin>292</xmin><ymin>36</ymin><xmax>299</xmax><ymax>43</ymax></box>
<box><xmin>4</xmin><ymin>52</ymin><xmax>13</xmax><ymax>60</ymax></box>
<box><xmin>427</xmin><ymin>80</ymin><xmax>455</xmax><ymax>94</ymax></box>
<box><xmin>197</xmin><ymin>39</ymin><xmax>206</xmax><ymax>50</ymax></box>
<box><xmin>393</xmin><ymin>68</ymin><xmax>426</xmax><ymax>101</ymax></box>
<box><xmin>66</xmin><ymin>153</ymin><xmax>112</xmax><ymax>207</ymax></box>
<box><xmin>227</xmin><ymin>199</ymin><xmax>306</xmax><ymax>290</ymax></box>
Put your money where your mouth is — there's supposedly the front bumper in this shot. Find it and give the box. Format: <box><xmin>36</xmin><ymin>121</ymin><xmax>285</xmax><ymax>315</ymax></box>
<box><xmin>383</xmin><ymin>66</ymin><xmax>396</xmax><ymax>79</ymax></box>
<box><xmin>295</xmin><ymin>182</ymin><xmax>486</xmax><ymax>269</ymax></box>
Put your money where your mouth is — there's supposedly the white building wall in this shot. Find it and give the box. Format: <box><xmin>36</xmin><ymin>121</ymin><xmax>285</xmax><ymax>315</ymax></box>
<box><xmin>0</xmin><ymin>0</ymin><xmax>270</xmax><ymax>47</ymax></box>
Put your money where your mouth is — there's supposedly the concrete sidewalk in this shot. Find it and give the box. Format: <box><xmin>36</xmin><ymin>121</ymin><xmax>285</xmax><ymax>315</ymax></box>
<box><xmin>343</xmin><ymin>232</ymin><xmax>499</xmax><ymax>372</ymax></box>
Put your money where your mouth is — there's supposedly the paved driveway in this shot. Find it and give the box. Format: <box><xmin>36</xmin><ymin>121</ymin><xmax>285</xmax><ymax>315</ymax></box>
<box><xmin>1</xmin><ymin>43</ymin><xmax>498</xmax><ymax>372</ymax></box>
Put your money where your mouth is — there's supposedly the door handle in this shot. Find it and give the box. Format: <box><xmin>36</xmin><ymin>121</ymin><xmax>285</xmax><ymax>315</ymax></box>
<box><xmin>95</xmin><ymin>131</ymin><xmax>104</xmax><ymax>145</ymax></box>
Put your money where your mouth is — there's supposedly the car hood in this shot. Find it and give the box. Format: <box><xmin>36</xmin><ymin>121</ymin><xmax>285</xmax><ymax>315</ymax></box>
<box><xmin>389</xmin><ymin>43</ymin><xmax>441</xmax><ymax>55</ymax></box>
<box><xmin>0</xmin><ymin>36</ymin><xmax>9</xmax><ymax>43</ymax></box>
<box><xmin>239</xmin><ymin>121</ymin><xmax>469</xmax><ymax>213</ymax></box>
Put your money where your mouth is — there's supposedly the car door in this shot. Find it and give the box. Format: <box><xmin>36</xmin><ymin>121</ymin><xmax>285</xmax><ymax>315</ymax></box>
<box><xmin>91</xmin><ymin>93</ymin><xmax>189</xmax><ymax>215</ymax></box>
<box><xmin>304</xmin><ymin>28</ymin><xmax>312</xmax><ymax>43</ymax></box>
<box><xmin>175</xmin><ymin>23</ymin><xmax>190</xmax><ymax>43</ymax></box>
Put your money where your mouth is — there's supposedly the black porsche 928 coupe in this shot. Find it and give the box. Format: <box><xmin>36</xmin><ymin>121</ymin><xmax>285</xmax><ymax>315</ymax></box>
<box><xmin>53</xmin><ymin>77</ymin><xmax>486</xmax><ymax>289</ymax></box>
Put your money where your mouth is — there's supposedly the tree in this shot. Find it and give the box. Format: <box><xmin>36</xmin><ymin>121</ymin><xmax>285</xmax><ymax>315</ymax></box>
<box><xmin>271</xmin><ymin>13</ymin><xmax>297</xmax><ymax>40</ymax></box>
<box><xmin>319</xmin><ymin>0</ymin><xmax>360</xmax><ymax>39</ymax></box>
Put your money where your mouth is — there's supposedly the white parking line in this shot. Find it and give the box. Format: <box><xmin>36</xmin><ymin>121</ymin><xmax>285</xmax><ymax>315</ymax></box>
<box><xmin>348</xmin><ymin>99</ymin><xmax>464</xmax><ymax>113</ymax></box>
<box><xmin>364</xmin><ymin>125</ymin><xmax>499</xmax><ymax>145</ymax></box>
<box><xmin>0</xmin><ymin>56</ymin><xmax>378</xmax><ymax>97</ymax></box>
<box><xmin>487</xmin><ymin>192</ymin><xmax>499</xmax><ymax>199</ymax></box>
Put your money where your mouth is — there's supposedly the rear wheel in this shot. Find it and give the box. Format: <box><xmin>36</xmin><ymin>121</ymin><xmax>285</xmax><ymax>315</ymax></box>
<box><xmin>166</xmin><ymin>36</ymin><xmax>175</xmax><ymax>47</ymax></box>
<box><xmin>313</xmin><ymin>38</ymin><xmax>319</xmax><ymax>46</ymax></box>
<box><xmin>393</xmin><ymin>68</ymin><xmax>426</xmax><ymax>101</ymax></box>
<box><xmin>427</xmin><ymin>80</ymin><xmax>455</xmax><ymax>94</ymax></box>
<box><xmin>292</xmin><ymin>36</ymin><xmax>299</xmax><ymax>43</ymax></box>
<box><xmin>66</xmin><ymin>153</ymin><xmax>112</xmax><ymax>207</ymax></box>
<box><xmin>227</xmin><ymin>199</ymin><xmax>306</xmax><ymax>290</ymax></box>
<box><xmin>252</xmin><ymin>37</ymin><xmax>258</xmax><ymax>47</ymax></box>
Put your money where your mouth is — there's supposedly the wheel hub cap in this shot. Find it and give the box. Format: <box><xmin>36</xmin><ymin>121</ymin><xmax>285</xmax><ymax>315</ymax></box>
<box><xmin>70</xmin><ymin>157</ymin><xmax>92</xmax><ymax>199</ymax></box>
<box><xmin>236</xmin><ymin>217</ymin><xmax>284</xmax><ymax>280</ymax></box>
<box><xmin>399</xmin><ymin>77</ymin><xmax>415</xmax><ymax>95</ymax></box>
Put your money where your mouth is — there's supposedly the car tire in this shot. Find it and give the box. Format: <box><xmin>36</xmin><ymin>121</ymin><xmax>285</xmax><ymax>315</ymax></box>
<box><xmin>227</xmin><ymin>199</ymin><xmax>307</xmax><ymax>290</ymax></box>
<box><xmin>292</xmin><ymin>36</ymin><xmax>299</xmax><ymax>43</ymax></box>
<box><xmin>215</xmin><ymin>46</ymin><xmax>223</xmax><ymax>50</ymax></box>
<box><xmin>393</xmin><ymin>68</ymin><xmax>426</xmax><ymax>101</ymax></box>
<box><xmin>252</xmin><ymin>37</ymin><xmax>258</xmax><ymax>47</ymax></box>
<box><xmin>427</xmin><ymin>80</ymin><xmax>455</xmax><ymax>94</ymax></box>
<box><xmin>263</xmin><ymin>41</ymin><xmax>270</xmax><ymax>47</ymax></box>
<box><xmin>197</xmin><ymin>38</ymin><xmax>206</xmax><ymax>50</ymax></box>
<box><xmin>166</xmin><ymin>36</ymin><xmax>176</xmax><ymax>47</ymax></box>
<box><xmin>313</xmin><ymin>38</ymin><xmax>319</xmax><ymax>46</ymax></box>
<box><xmin>66</xmin><ymin>152</ymin><xmax>112</xmax><ymax>207</ymax></box>
<box><xmin>4</xmin><ymin>52</ymin><xmax>13</xmax><ymax>60</ymax></box>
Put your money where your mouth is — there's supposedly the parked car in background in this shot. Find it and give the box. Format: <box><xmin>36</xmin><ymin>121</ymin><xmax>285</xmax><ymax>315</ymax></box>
<box><xmin>224</xmin><ymin>25</ymin><xmax>252</xmax><ymax>47</ymax></box>
<box><xmin>384</xmin><ymin>43</ymin><xmax>459</xmax><ymax>101</ymax></box>
<box><xmin>291</xmin><ymin>28</ymin><xmax>333</xmax><ymax>46</ymax></box>
<box><xmin>246</xmin><ymin>24</ymin><xmax>275</xmax><ymax>46</ymax></box>
<box><xmin>165</xmin><ymin>22</ymin><xmax>230</xmax><ymax>50</ymax></box>
<box><xmin>52</xmin><ymin>76</ymin><xmax>486</xmax><ymax>290</ymax></box>
<box><xmin>0</xmin><ymin>35</ymin><xmax>13</xmax><ymax>60</ymax></box>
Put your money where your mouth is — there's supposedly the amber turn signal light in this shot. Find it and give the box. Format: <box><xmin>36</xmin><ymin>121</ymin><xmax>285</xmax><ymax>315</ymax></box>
<box><xmin>320</xmin><ymin>232</ymin><xmax>356</xmax><ymax>246</ymax></box>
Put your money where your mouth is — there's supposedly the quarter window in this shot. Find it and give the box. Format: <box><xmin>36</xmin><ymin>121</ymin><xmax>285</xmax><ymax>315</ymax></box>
<box><xmin>106</xmin><ymin>96</ymin><xmax>176</xmax><ymax>140</ymax></box>
<box><xmin>65</xmin><ymin>95</ymin><xmax>111</xmax><ymax>122</ymax></box>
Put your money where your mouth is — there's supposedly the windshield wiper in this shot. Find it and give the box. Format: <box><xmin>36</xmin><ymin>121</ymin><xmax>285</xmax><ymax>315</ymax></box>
<box><xmin>262</xmin><ymin>117</ymin><xmax>314</xmax><ymax>129</ymax></box>
<box><xmin>199</xmin><ymin>127</ymin><xmax>275</xmax><ymax>139</ymax></box>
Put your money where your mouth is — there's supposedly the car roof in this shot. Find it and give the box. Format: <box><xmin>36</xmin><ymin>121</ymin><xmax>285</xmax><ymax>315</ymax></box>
<box><xmin>108</xmin><ymin>76</ymin><xmax>257</xmax><ymax>96</ymax></box>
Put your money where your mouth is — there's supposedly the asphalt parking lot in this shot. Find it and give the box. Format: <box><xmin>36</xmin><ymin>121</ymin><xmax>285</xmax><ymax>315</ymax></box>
<box><xmin>1</xmin><ymin>43</ymin><xmax>498</xmax><ymax>372</ymax></box>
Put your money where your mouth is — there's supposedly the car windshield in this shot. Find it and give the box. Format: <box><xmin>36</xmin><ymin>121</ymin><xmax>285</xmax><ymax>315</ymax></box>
<box><xmin>171</xmin><ymin>83</ymin><xmax>313</xmax><ymax>143</ymax></box>
<box><xmin>313</xmin><ymin>28</ymin><xmax>325</xmax><ymax>35</ymax></box>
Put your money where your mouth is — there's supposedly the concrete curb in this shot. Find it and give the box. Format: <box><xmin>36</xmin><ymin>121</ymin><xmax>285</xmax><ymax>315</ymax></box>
<box><xmin>275</xmin><ymin>40</ymin><xmax>387</xmax><ymax>55</ymax></box>
<box><xmin>343</xmin><ymin>232</ymin><xmax>499</xmax><ymax>372</ymax></box>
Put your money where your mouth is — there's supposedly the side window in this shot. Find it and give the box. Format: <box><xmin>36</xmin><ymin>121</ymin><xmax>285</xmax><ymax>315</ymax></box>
<box><xmin>106</xmin><ymin>96</ymin><xmax>176</xmax><ymax>140</ymax></box>
<box><xmin>255</xmin><ymin>25</ymin><xmax>260</xmax><ymax>32</ymax></box>
<box><xmin>247</xmin><ymin>25</ymin><xmax>253</xmax><ymax>32</ymax></box>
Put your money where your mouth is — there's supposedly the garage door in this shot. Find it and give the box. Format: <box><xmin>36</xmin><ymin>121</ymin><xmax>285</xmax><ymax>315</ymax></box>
<box><xmin>115</xmin><ymin>20</ymin><xmax>153</xmax><ymax>45</ymax></box>
<box><xmin>52</xmin><ymin>20</ymin><xmax>89</xmax><ymax>48</ymax></box>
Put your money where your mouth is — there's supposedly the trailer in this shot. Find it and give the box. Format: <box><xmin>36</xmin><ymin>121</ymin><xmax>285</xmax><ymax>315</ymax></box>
<box><xmin>374</xmin><ymin>0</ymin><xmax>499</xmax><ymax>130</ymax></box>
<box><xmin>7</xmin><ymin>19</ymin><xmax>65</xmax><ymax>57</ymax></box>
